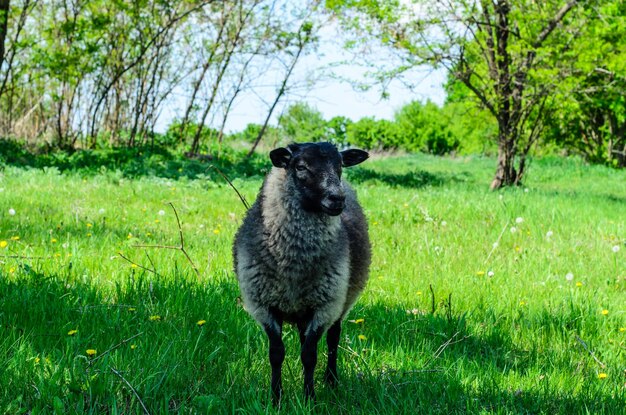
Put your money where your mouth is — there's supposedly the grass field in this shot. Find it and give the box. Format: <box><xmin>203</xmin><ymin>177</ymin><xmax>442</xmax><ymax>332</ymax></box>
<box><xmin>1</xmin><ymin>151</ymin><xmax>625</xmax><ymax>414</ymax></box>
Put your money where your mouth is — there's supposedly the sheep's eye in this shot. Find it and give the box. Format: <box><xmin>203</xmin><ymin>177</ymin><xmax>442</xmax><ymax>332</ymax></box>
<box><xmin>295</xmin><ymin>165</ymin><xmax>307</xmax><ymax>172</ymax></box>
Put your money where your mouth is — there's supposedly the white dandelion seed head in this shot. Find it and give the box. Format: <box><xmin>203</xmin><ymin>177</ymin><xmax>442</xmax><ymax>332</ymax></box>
<box><xmin>499</xmin><ymin>194</ymin><xmax>504</xmax><ymax>200</ymax></box>
<box><xmin>524</xmin><ymin>188</ymin><xmax>529</xmax><ymax>193</ymax></box>
<box><xmin>565</xmin><ymin>272</ymin><xmax>574</xmax><ymax>281</ymax></box>
<box><xmin>510</xmin><ymin>227</ymin><xmax>517</xmax><ymax>233</ymax></box>
<box><xmin>546</xmin><ymin>230</ymin><xmax>553</xmax><ymax>238</ymax></box>
<box><xmin>98</xmin><ymin>208</ymin><xmax>105</xmax><ymax>214</ymax></box>
<box><xmin>62</xmin><ymin>242</ymin><xmax>69</xmax><ymax>249</ymax></box>
<box><xmin>613</xmin><ymin>245</ymin><xmax>620</xmax><ymax>253</ymax></box>
<box><xmin>515</xmin><ymin>217</ymin><xmax>524</xmax><ymax>224</ymax></box>
<box><xmin>8</xmin><ymin>208</ymin><xmax>16</xmax><ymax>216</ymax></box>
<box><xmin>440</xmin><ymin>220</ymin><xmax>447</xmax><ymax>227</ymax></box>
<box><xmin>158</xmin><ymin>210</ymin><xmax>165</xmax><ymax>216</ymax></box>
<box><xmin>492</xmin><ymin>242</ymin><xmax>499</xmax><ymax>248</ymax></box>
<box><xmin>487</xmin><ymin>271</ymin><xmax>495</xmax><ymax>277</ymax></box>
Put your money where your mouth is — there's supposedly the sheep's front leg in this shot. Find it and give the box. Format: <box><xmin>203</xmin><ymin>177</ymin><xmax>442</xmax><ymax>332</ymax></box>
<box><xmin>300</xmin><ymin>323</ymin><xmax>325</xmax><ymax>400</ymax></box>
<box><xmin>324</xmin><ymin>320</ymin><xmax>341</xmax><ymax>387</ymax></box>
<box><xmin>263</xmin><ymin>315</ymin><xmax>284</xmax><ymax>405</ymax></box>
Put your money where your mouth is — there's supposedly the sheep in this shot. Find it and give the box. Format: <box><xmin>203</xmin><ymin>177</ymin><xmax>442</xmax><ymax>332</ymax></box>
<box><xmin>233</xmin><ymin>142</ymin><xmax>371</xmax><ymax>403</ymax></box>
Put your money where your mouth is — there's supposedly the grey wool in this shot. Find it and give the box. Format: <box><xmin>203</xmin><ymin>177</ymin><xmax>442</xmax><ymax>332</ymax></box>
<box><xmin>233</xmin><ymin>142</ymin><xmax>371</xmax><ymax>403</ymax></box>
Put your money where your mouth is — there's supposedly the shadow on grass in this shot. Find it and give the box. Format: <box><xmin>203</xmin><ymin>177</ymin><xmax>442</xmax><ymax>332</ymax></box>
<box><xmin>315</xmin><ymin>300</ymin><xmax>623</xmax><ymax>414</ymax></box>
<box><xmin>0</xmin><ymin>139</ymin><xmax>270</xmax><ymax>181</ymax></box>
<box><xmin>346</xmin><ymin>167</ymin><xmax>472</xmax><ymax>189</ymax></box>
<box><xmin>1</xmin><ymin>270</ymin><xmax>622</xmax><ymax>413</ymax></box>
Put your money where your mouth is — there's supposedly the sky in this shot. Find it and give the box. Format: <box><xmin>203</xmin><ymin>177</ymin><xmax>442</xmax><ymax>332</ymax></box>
<box><xmin>157</xmin><ymin>22</ymin><xmax>448</xmax><ymax>134</ymax></box>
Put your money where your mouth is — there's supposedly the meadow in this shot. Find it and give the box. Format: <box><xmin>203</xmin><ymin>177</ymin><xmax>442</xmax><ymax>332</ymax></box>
<box><xmin>0</xmin><ymin>150</ymin><xmax>625</xmax><ymax>414</ymax></box>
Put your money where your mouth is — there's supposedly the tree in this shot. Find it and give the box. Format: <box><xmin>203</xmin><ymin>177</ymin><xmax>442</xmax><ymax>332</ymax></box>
<box><xmin>278</xmin><ymin>102</ymin><xmax>327</xmax><ymax>142</ymax></box>
<box><xmin>329</xmin><ymin>0</ymin><xmax>588</xmax><ymax>189</ymax></box>
<box><xmin>395</xmin><ymin>100</ymin><xmax>459</xmax><ymax>155</ymax></box>
<box><xmin>541</xmin><ymin>2</ymin><xmax>626</xmax><ymax>167</ymax></box>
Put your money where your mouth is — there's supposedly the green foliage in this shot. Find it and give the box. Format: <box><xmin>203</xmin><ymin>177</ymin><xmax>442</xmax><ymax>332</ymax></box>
<box><xmin>278</xmin><ymin>102</ymin><xmax>328</xmax><ymax>142</ymax></box>
<box><xmin>0</xmin><ymin>139</ymin><xmax>270</xmax><ymax>180</ymax></box>
<box><xmin>394</xmin><ymin>100</ymin><xmax>459</xmax><ymax>155</ymax></box>
<box><xmin>540</xmin><ymin>2</ymin><xmax>626</xmax><ymax>167</ymax></box>
<box><xmin>345</xmin><ymin>117</ymin><xmax>402</xmax><ymax>150</ymax></box>
<box><xmin>0</xmin><ymin>154</ymin><xmax>625</xmax><ymax>413</ymax></box>
<box><xmin>326</xmin><ymin>115</ymin><xmax>353</xmax><ymax>146</ymax></box>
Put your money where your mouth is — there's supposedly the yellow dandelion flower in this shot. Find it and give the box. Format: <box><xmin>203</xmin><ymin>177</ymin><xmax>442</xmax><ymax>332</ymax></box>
<box><xmin>34</xmin><ymin>357</ymin><xmax>41</xmax><ymax>364</ymax></box>
<box><xmin>130</xmin><ymin>263</ymin><xmax>138</xmax><ymax>269</ymax></box>
<box><xmin>149</xmin><ymin>315</ymin><xmax>161</xmax><ymax>321</ymax></box>
<box><xmin>576</xmin><ymin>282</ymin><xmax>583</xmax><ymax>287</ymax></box>
<box><xmin>128</xmin><ymin>307</ymin><xmax>136</xmax><ymax>312</ymax></box>
<box><xmin>86</xmin><ymin>223</ymin><xmax>93</xmax><ymax>228</ymax></box>
<box><xmin>67</xmin><ymin>329</ymin><xmax>78</xmax><ymax>336</ymax></box>
<box><xmin>354</xmin><ymin>319</ymin><xmax>365</xmax><ymax>324</ymax></box>
<box><xmin>519</xmin><ymin>301</ymin><xmax>526</xmax><ymax>306</ymax></box>
<box><xmin>87</xmin><ymin>233</ymin><xmax>92</xmax><ymax>237</ymax></box>
<box><xmin>213</xmin><ymin>229</ymin><xmax>220</xmax><ymax>234</ymax></box>
<box><xmin>476</xmin><ymin>271</ymin><xmax>485</xmax><ymax>276</ymax></box>
<box><xmin>9</xmin><ymin>267</ymin><xmax>15</xmax><ymax>274</ymax></box>
<box><xmin>127</xmin><ymin>233</ymin><xmax>133</xmax><ymax>239</ymax></box>
<box><xmin>54</xmin><ymin>253</ymin><xmax>61</xmax><ymax>258</ymax></box>
<box><xmin>372</xmin><ymin>221</ymin><xmax>378</xmax><ymax>225</ymax></box>
<box><xmin>155</xmin><ymin>219</ymin><xmax>160</xmax><ymax>223</ymax></box>
<box><xmin>130</xmin><ymin>344</ymin><xmax>137</xmax><ymax>350</ymax></box>
<box><xmin>86</xmin><ymin>349</ymin><xmax>97</xmax><ymax>356</ymax></box>
<box><xmin>0</xmin><ymin>240</ymin><xmax>7</xmax><ymax>248</ymax></box>
<box><xmin>358</xmin><ymin>334</ymin><xmax>367</xmax><ymax>341</ymax></box>
<box><xmin>619</xmin><ymin>327</ymin><xmax>625</xmax><ymax>332</ymax></box>
<box><xmin>601</xmin><ymin>309</ymin><xmax>609</xmax><ymax>316</ymax></box>
<box><xmin>417</xmin><ymin>291</ymin><xmax>422</xmax><ymax>295</ymax></box>
<box><xmin>197</xmin><ymin>320</ymin><xmax>207</xmax><ymax>327</ymax></box>
<box><xmin>10</xmin><ymin>236</ymin><xmax>19</xmax><ymax>241</ymax></box>
<box><xmin>515</xmin><ymin>246</ymin><xmax>521</xmax><ymax>252</ymax></box>
<box><xmin>403</xmin><ymin>203</ymin><xmax>409</xmax><ymax>208</ymax></box>
<box><xmin>146</xmin><ymin>232</ymin><xmax>152</xmax><ymax>237</ymax></box>
<box><xmin>51</xmin><ymin>238</ymin><xmax>58</xmax><ymax>243</ymax></box>
<box><xmin>598</xmin><ymin>373</ymin><xmax>608</xmax><ymax>379</ymax></box>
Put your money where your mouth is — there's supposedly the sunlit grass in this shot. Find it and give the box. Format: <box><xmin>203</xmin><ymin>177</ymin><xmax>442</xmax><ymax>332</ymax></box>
<box><xmin>0</xmin><ymin>153</ymin><xmax>624</xmax><ymax>413</ymax></box>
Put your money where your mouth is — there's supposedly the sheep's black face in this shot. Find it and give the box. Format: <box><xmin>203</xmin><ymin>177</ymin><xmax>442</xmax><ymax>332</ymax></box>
<box><xmin>270</xmin><ymin>142</ymin><xmax>369</xmax><ymax>216</ymax></box>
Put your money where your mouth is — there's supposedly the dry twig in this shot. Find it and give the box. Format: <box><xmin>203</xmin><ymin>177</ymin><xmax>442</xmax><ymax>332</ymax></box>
<box><xmin>133</xmin><ymin>202</ymin><xmax>200</xmax><ymax>278</ymax></box>
<box><xmin>210</xmin><ymin>165</ymin><xmax>250</xmax><ymax>210</ymax></box>
<box><xmin>110</xmin><ymin>366</ymin><xmax>151</xmax><ymax>415</ymax></box>
<box><xmin>91</xmin><ymin>332</ymin><xmax>144</xmax><ymax>363</ymax></box>
<box><xmin>574</xmin><ymin>334</ymin><xmax>606</xmax><ymax>368</ymax></box>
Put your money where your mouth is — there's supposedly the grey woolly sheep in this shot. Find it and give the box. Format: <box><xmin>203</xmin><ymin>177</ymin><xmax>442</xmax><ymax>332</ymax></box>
<box><xmin>233</xmin><ymin>142</ymin><xmax>371</xmax><ymax>403</ymax></box>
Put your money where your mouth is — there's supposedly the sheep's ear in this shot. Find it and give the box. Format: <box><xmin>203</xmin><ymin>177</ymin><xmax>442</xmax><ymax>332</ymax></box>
<box><xmin>341</xmin><ymin>149</ymin><xmax>369</xmax><ymax>167</ymax></box>
<box><xmin>269</xmin><ymin>147</ymin><xmax>292</xmax><ymax>168</ymax></box>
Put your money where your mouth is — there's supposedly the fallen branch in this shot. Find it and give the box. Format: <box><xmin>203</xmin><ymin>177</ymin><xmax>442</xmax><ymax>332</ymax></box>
<box><xmin>110</xmin><ymin>366</ymin><xmax>151</xmax><ymax>415</ymax></box>
<box><xmin>91</xmin><ymin>332</ymin><xmax>144</xmax><ymax>363</ymax></box>
<box><xmin>484</xmin><ymin>220</ymin><xmax>510</xmax><ymax>265</ymax></box>
<box><xmin>133</xmin><ymin>202</ymin><xmax>200</xmax><ymax>278</ymax></box>
<box><xmin>210</xmin><ymin>165</ymin><xmax>250</xmax><ymax>210</ymax></box>
<box><xmin>117</xmin><ymin>252</ymin><xmax>162</xmax><ymax>278</ymax></box>
<box><xmin>574</xmin><ymin>334</ymin><xmax>606</xmax><ymax>368</ymax></box>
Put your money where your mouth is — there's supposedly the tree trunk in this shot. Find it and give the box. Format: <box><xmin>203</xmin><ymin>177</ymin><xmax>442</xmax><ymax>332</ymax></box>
<box><xmin>0</xmin><ymin>0</ymin><xmax>9</xmax><ymax>70</ymax></box>
<box><xmin>490</xmin><ymin>128</ymin><xmax>519</xmax><ymax>190</ymax></box>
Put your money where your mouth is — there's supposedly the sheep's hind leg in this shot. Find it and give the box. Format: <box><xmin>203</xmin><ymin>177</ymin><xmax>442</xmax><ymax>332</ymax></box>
<box><xmin>324</xmin><ymin>320</ymin><xmax>341</xmax><ymax>387</ymax></box>
<box><xmin>263</xmin><ymin>314</ymin><xmax>285</xmax><ymax>406</ymax></box>
<box><xmin>300</xmin><ymin>324</ymin><xmax>324</xmax><ymax>401</ymax></box>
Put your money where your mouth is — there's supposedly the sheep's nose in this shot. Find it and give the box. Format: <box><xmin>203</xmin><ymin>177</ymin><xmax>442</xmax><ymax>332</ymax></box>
<box><xmin>322</xmin><ymin>192</ymin><xmax>345</xmax><ymax>216</ymax></box>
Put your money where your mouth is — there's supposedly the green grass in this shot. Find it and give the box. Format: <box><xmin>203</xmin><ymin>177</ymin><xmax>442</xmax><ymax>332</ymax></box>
<box><xmin>1</xmin><ymin>152</ymin><xmax>625</xmax><ymax>414</ymax></box>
